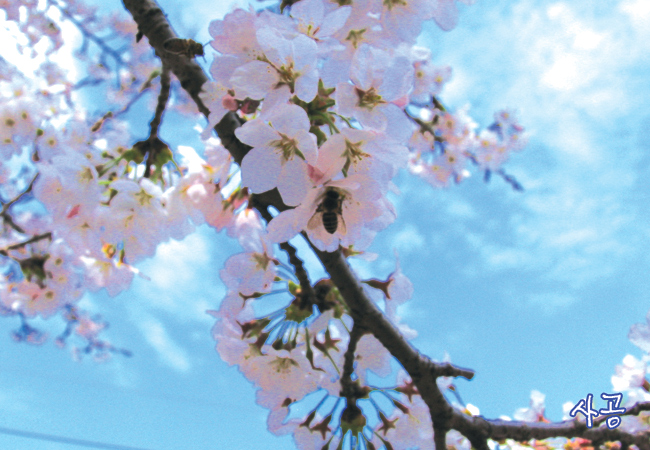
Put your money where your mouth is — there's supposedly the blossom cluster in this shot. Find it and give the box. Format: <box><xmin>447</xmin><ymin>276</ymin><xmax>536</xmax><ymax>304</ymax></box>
<box><xmin>5</xmin><ymin>0</ymin><xmax>649</xmax><ymax>450</ymax></box>
<box><xmin>199</xmin><ymin>0</ymin><xmax>526</xmax><ymax>255</ymax></box>
<box><xmin>0</xmin><ymin>0</ymin><xmax>224</xmax><ymax>354</ymax></box>
<box><xmin>211</xmin><ymin>235</ymin><xmax>454</xmax><ymax>448</ymax></box>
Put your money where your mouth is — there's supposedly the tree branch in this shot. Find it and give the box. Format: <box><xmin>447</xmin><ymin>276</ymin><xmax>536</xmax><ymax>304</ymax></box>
<box><xmin>143</xmin><ymin>65</ymin><xmax>171</xmax><ymax>178</ymax></box>
<box><xmin>1</xmin><ymin>174</ymin><xmax>39</xmax><ymax>234</ymax></box>
<box><xmin>120</xmin><ymin>1</ymin><xmax>649</xmax><ymax>448</ymax></box>
<box><xmin>0</xmin><ymin>232</ymin><xmax>52</xmax><ymax>257</ymax></box>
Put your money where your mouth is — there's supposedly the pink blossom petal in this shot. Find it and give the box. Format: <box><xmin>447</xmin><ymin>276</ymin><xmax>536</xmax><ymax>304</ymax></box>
<box><xmin>267</xmin><ymin>207</ymin><xmax>310</xmax><ymax>243</ymax></box>
<box><xmin>235</xmin><ymin>120</ymin><xmax>278</xmax><ymax>148</ymax></box>
<box><xmin>277</xmin><ymin>158</ymin><xmax>311</xmax><ymax>206</ymax></box>
<box><xmin>241</xmin><ymin>146</ymin><xmax>282</xmax><ymax>194</ymax></box>
<box><xmin>231</xmin><ymin>60</ymin><xmax>277</xmax><ymax>100</ymax></box>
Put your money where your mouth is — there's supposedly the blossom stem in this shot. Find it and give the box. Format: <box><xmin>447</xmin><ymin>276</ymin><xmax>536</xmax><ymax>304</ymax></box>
<box><xmin>1</xmin><ymin>174</ymin><xmax>38</xmax><ymax>234</ymax></box>
<box><xmin>0</xmin><ymin>232</ymin><xmax>53</xmax><ymax>257</ymax></box>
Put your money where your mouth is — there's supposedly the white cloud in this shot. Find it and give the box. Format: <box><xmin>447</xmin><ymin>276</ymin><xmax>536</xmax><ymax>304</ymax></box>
<box><xmin>423</xmin><ymin>0</ymin><xmax>649</xmax><ymax>301</ymax></box>
<box><xmin>132</xmin><ymin>229</ymin><xmax>222</xmax><ymax>324</ymax></box>
<box><xmin>620</xmin><ymin>0</ymin><xmax>650</xmax><ymax>27</ymax></box>
<box><xmin>141</xmin><ymin>317</ymin><xmax>191</xmax><ymax>373</ymax></box>
<box><xmin>392</xmin><ymin>224</ymin><xmax>426</xmax><ymax>255</ymax></box>
<box><xmin>523</xmin><ymin>292</ymin><xmax>577</xmax><ymax>315</ymax></box>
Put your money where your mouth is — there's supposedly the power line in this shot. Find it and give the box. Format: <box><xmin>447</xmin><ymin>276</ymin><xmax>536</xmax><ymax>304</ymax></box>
<box><xmin>0</xmin><ymin>426</ymin><xmax>154</xmax><ymax>450</ymax></box>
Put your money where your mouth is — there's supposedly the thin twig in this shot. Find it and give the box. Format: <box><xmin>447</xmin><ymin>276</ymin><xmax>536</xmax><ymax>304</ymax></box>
<box><xmin>47</xmin><ymin>0</ymin><xmax>126</xmax><ymax>67</ymax></box>
<box><xmin>144</xmin><ymin>65</ymin><xmax>171</xmax><ymax>178</ymax></box>
<box><xmin>0</xmin><ymin>232</ymin><xmax>53</xmax><ymax>257</ymax></box>
<box><xmin>1</xmin><ymin>174</ymin><xmax>39</xmax><ymax>234</ymax></box>
<box><xmin>1</xmin><ymin>174</ymin><xmax>38</xmax><ymax>216</ymax></box>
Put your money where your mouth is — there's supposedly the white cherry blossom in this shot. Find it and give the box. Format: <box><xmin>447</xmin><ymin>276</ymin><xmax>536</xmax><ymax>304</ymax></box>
<box><xmin>220</xmin><ymin>237</ymin><xmax>276</xmax><ymax>297</ymax></box>
<box><xmin>235</xmin><ymin>104</ymin><xmax>317</xmax><ymax>206</ymax></box>
<box><xmin>267</xmin><ymin>174</ymin><xmax>389</xmax><ymax>251</ymax></box>
<box><xmin>231</xmin><ymin>27</ymin><xmax>319</xmax><ymax>103</ymax></box>
<box><xmin>290</xmin><ymin>0</ymin><xmax>351</xmax><ymax>51</ymax></box>
<box><xmin>336</xmin><ymin>44</ymin><xmax>413</xmax><ymax>131</ymax></box>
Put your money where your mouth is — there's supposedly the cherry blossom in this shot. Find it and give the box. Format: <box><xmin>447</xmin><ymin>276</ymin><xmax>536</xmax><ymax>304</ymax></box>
<box><xmin>199</xmin><ymin>80</ymin><xmax>236</xmax><ymax>139</ymax></box>
<box><xmin>230</xmin><ymin>27</ymin><xmax>319</xmax><ymax>103</ymax></box>
<box><xmin>431</xmin><ymin>0</ymin><xmax>477</xmax><ymax>32</ymax></box>
<box><xmin>314</xmin><ymin>127</ymin><xmax>408</xmax><ymax>185</ymax></box>
<box><xmin>208</xmin><ymin>8</ymin><xmax>262</xmax><ymax>58</ymax></box>
<box><xmin>378</xmin><ymin>0</ymin><xmax>439</xmax><ymax>45</ymax></box>
<box><xmin>411</xmin><ymin>54</ymin><xmax>453</xmax><ymax>103</ymax></box>
<box><xmin>235</xmin><ymin>103</ymin><xmax>317</xmax><ymax>206</ymax></box>
<box><xmin>220</xmin><ymin>237</ymin><xmax>276</xmax><ymax>297</ymax></box>
<box><xmin>336</xmin><ymin>44</ymin><xmax>414</xmax><ymax>131</ymax></box>
<box><xmin>629</xmin><ymin>309</ymin><xmax>650</xmax><ymax>353</ymax></box>
<box><xmin>375</xmin><ymin>393</ymin><xmax>434</xmax><ymax>449</ymax></box>
<box><xmin>256</xmin><ymin>389</ymin><xmax>305</xmax><ymax>436</ymax></box>
<box><xmin>290</xmin><ymin>0</ymin><xmax>351</xmax><ymax>47</ymax></box>
<box><xmin>267</xmin><ymin>174</ymin><xmax>389</xmax><ymax>252</ymax></box>
<box><xmin>612</xmin><ymin>355</ymin><xmax>649</xmax><ymax>393</ymax></box>
<box><xmin>514</xmin><ymin>390</ymin><xmax>549</xmax><ymax>423</ymax></box>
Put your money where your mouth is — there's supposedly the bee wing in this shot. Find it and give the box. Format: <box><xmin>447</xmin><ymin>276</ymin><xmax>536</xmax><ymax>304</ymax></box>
<box><xmin>307</xmin><ymin>212</ymin><xmax>322</xmax><ymax>231</ymax></box>
<box><xmin>337</xmin><ymin>214</ymin><xmax>347</xmax><ymax>235</ymax></box>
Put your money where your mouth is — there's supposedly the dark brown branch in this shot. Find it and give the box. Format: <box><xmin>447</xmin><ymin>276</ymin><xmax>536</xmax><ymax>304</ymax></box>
<box><xmin>144</xmin><ymin>65</ymin><xmax>171</xmax><ymax>178</ymax></box>
<box><xmin>340</xmin><ymin>320</ymin><xmax>364</xmax><ymax>398</ymax></box>
<box><xmin>0</xmin><ymin>232</ymin><xmax>53</xmax><ymax>257</ymax></box>
<box><xmin>252</xmin><ymin>197</ymin><xmax>315</xmax><ymax>301</ymax></box>
<box><xmin>451</xmin><ymin>409</ymin><xmax>650</xmax><ymax>450</ymax></box>
<box><xmin>1</xmin><ymin>174</ymin><xmax>39</xmax><ymax>234</ymax></box>
<box><xmin>279</xmin><ymin>241</ymin><xmax>314</xmax><ymax>298</ymax></box>
<box><xmin>148</xmin><ymin>65</ymin><xmax>170</xmax><ymax>139</ymax></box>
<box><xmin>121</xmin><ymin>1</ymin><xmax>650</xmax><ymax>448</ymax></box>
<box><xmin>338</xmin><ymin>320</ymin><xmax>370</xmax><ymax>433</ymax></box>
<box><xmin>434</xmin><ymin>426</ymin><xmax>448</xmax><ymax>450</ymax></box>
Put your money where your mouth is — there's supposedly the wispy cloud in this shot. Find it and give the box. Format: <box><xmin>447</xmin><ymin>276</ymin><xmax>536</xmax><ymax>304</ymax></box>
<box><xmin>141</xmin><ymin>317</ymin><xmax>191</xmax><ymax>373</ymax></box>
<box><xmin>392</xmin><ymin>224</ymin><xmax>427</xmax><ymax>256</ymax></box>
<box><xmin>132</xmin><ymin>228</ymin><xmax>225</xmax><ymax>323</ymax></box>
<box><xmin>415</xmin><ymin>1</ymin><xmax>649</xmax><ymax>310</ymax></box>
<box><xmin>0</xmin><ymin>386</ymin><xmax>32</xmax><ymax>414</ymax></box>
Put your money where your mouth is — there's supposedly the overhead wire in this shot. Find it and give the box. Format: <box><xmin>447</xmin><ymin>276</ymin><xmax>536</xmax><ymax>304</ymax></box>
<box><xmin>0</xmin><ymin>426</ymin><xmax>155</xmax><ymax>450</ymax></box>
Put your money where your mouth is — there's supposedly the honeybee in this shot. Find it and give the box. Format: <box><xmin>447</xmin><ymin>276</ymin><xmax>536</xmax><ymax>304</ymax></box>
<box><xmin>163</xmin><ymin>38</ymin><xmax>205</xmax><ymax>59</ymax></box>
<box><xmin>308</xmin><ymin>188</ymin><xmax>346</xmax><ymax>235</ymax></box>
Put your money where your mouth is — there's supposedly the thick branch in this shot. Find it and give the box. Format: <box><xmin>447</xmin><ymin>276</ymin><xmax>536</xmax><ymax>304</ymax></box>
<box><xmin>452</xmin><ymin>410</ymin><xmax>650</xmax><ymax>450</ymax></box>
<box><xmin>121</xmin><ymin>1</ymin><xmax>649</xmax><ymax>448</ymax></box>
<box><xmin>594</xmin><ymin>401</ymin><xmax>650</xmax><ymax>426</ymax></box>
<box><xmin>122</xmin><ymin>0</ymin><xmax>478</xmax><ymax>438</ymax></box>
<box><xmin>122</xmin><ymin>0</ymin><xmax>208</xmax><ymax>115</ymax></box>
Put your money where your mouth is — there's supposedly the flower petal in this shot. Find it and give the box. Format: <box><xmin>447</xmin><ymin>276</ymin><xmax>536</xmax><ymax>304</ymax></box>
<box><xmin>241</xmin><ymin>146</ymin><xmax>281</xmax><ymax>194</ymax></box>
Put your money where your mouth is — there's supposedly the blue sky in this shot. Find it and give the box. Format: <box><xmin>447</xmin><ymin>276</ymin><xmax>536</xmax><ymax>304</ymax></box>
<box><xmin>1</xmin><ymin>0</ymin><xmax>650</xmax><ymax>448</ymax></box>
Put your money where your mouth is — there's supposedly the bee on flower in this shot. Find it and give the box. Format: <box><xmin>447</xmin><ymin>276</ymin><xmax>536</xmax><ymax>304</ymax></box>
<box><xmin>267</xmin><ymin>174</ymin><xmax>391</xmax><ymax>252</ymax></box>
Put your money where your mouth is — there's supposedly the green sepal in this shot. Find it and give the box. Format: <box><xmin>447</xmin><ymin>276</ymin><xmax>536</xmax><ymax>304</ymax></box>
<box><xmin>123</xmin><ymin>148</ymin><xmax>144</xmax><ymax>164</ymax></box>
<box><xmin>310</xmin><ymin>125</ymin><xmax>328</xmax><ymax>147</ymax></box>
<box><xmin>288</xmin><ymin>280</ymin><xmax>300</xmax><ymax>296</ymax></box>
<box><xmin>285</xmin><ymin>299</ymin><xmax>313</xmax><ymax>323</ymax></box>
